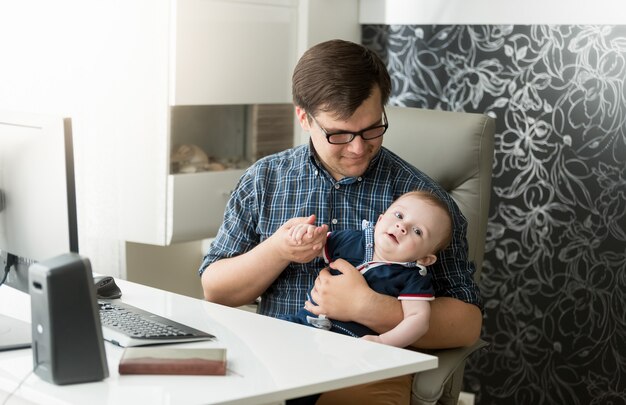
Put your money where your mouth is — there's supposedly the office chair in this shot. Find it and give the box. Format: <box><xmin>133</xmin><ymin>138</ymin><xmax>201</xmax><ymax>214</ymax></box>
<box><xmin>383</xmin><ymin>106</ymin><xmax>495</xmax><ymax>405</ymax></box>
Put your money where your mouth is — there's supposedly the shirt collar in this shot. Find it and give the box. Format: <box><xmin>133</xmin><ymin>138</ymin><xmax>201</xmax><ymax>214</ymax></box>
<box><xmin>363</xmin><ymin>219</ymin><xmax>419</xmax><ymax>269</ymax></box>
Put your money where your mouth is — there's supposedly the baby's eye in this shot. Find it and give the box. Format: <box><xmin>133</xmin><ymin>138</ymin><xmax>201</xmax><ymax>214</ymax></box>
<box><xmin>394</xmin><ymin>212</ymin><xmax>403</xmax><ymax>219</ymax></box>
<box><xmin>413</xmin><ymin>227</ymin><xmax>422</xmax><ymax>236</ymax></box>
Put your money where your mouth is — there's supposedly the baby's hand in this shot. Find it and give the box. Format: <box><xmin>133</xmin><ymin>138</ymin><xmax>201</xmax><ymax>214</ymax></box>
<box><xmin>361</xmin><ymin>335</ymin><xmax>383</xmax><ymax>344</ymax></box>
<box><xmin>275</xmin><ymin>215</ymin><xmax>327</xmax><ymax>263</ymax></box>
<box><xmin>289</xmin><ymin>223</ymin><xmax>320</xmax><ymax>245</ymax></box>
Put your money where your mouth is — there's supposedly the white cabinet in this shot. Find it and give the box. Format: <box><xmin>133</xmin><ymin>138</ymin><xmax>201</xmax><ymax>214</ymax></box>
<box><xmin>172</xmin><ymin>0</ymin><xmax>298</xmax><ymax>105</ymax></box>
<box><xmin>126</xmin><ymin>0</ymin><xmax>360</xmax><ymax>246</ymax></box>
<box><xmin>167</xmin><ymin>170</ymin><xmax>246</xmax><ymax>243</ymax></box>
<box><xmin>122</xmin><ymin>0</ymin><xmax>302</xmax><ymax>246</ymax></box>
<box><xmin>128</xmin><ymin>0</ymin><xmax>360</xmax><ymax>246</ymax></box>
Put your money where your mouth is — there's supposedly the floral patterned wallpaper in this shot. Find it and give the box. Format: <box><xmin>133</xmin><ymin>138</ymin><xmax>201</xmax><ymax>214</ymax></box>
<box><xmin>362</xmin><ymin>25</ymin><xmax>626</xmax><ymax>404</ymax></box>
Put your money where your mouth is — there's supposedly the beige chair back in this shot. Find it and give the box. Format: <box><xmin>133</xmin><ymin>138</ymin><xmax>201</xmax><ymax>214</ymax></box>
<box><xmin>382</xmin><ymin>106</ymin><xmax>495</xmax><ymax>279</ymax></box>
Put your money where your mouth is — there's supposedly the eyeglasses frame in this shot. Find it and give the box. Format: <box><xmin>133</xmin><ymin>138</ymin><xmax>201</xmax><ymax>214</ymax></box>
<box><xmin>308</xmin><ymin>109</ymin><xmax>389</xmax><ymax>145</ymax></box>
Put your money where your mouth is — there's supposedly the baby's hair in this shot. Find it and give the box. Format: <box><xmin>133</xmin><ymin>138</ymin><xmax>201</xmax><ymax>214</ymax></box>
<box><xmin>395</xmin><ymin>190</ymin><xmax>453</xmax><ymax>253</ymax></box>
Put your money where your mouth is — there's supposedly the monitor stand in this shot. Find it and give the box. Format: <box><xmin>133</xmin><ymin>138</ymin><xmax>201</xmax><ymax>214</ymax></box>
<box><xmin>0</xmin><ymin>313</ymin><xmax>31</xmax><ymax>351</ymax></box>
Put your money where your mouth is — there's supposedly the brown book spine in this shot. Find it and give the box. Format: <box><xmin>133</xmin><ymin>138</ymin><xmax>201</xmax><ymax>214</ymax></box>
<box><xmin>119</xmin><ymin>357</ymin><xmax>226</xmax><ymax>375</ymax></box>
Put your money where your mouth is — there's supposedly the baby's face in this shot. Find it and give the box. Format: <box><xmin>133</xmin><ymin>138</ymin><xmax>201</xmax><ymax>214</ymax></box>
<box><xmin>373</xmin><ymin>194</ymin><xmax>449</xmax><ymax>263</ymax></box>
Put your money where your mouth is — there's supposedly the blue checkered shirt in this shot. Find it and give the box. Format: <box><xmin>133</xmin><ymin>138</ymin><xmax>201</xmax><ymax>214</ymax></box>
<box><xmin>199</xmin><ymin>144</ymin><xmax>481</xmax><ymax>318</ymax></box>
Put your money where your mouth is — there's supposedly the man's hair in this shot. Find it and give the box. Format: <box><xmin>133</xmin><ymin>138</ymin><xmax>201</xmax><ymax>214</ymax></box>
<box><xmin>292</xmin><ymin>39</ymin><xmax>391</xmax><ymax>120</ymax></box>
<box><xmin>397</xmin><ymin>190</ymin><xmax>454</xmax><ymax>253</ymax></box>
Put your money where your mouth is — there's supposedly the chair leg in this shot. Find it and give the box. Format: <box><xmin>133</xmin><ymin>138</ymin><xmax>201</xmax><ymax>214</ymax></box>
<box><xmin>411</xmin><ymin>361</ymin><xmax>465</xmax><ymax>405</ymax></box>
<box><xmin>437</xmin><ymin>360</ymin><xmax>465</xmax><ymax>405</ymax></box>
<box><xmin>411</xmin><ymin>394</ymin><xmax>438</xmax><ymax>405</ymax></box>
<box><xmin>411</xmin><ymin>340</ymin><xmax>488</xmax><ymax>405</ymax></box>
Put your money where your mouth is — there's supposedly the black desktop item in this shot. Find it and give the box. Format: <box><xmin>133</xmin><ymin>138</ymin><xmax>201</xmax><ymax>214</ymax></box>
<box><xmin>93</xmin><ymin>275</ymin><xmax>122</xmax><ymax>299</ymax></box>
<box><xmin>0</xmin><ymin>111</ymin><xmax>78</xmax><ymax>269</ymax></box>
<box><xmin>89</xmin><ymin>276</ymin><xmax>215</xmax><ymax>346</ymax></box>
<box><xmin>98</xmin><ymin>299</ymin><xmax>215</xmax><ymax>347</ymax></box>
<box><xmin>29</xmin><ymin>253</ymin><xmax>109</xmax><ymax>384</ymax></box>
<box><xmin>89</xmin><ymin>275</ymin><xmax>215</xmax><ymax>346</ymax></box>
<box><xmin>0</xmin><ymin>111</ymin><xmax>78</xmax><ymax>351</ymax></box>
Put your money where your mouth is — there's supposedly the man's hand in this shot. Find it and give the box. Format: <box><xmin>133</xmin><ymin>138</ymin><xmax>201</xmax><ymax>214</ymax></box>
<box><xmin>270</xmin><ymin>215</ymin><xmax>327</xmax><ymax>264</ymax></box>
<box><xmin>304</xmin><ymin>259</ymin><xmax>371</xmax><ymax>322</ymax></box>
<box><xmin>202</xmin><ymin>214</ymin><xmax>327</xmax><ymax>307</ymax></box>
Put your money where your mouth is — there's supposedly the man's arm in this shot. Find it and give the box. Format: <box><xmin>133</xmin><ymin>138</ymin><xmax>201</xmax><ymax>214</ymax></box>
<box><xmin>414</xmin><ymin>297</ymin><xmax>482</xmax><ymax>348</ymax></box>
<box><xmin>201</xmin><ymin>215</ymin><xmax>327</xmax><ymax>307</ymax></box>
<box><xmin>305</xmin><ymin>259</ymin><xmax>482</xmax><ymax>348</ymax></box>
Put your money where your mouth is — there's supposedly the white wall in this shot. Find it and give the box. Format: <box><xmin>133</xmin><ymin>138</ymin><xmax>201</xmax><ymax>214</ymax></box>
<box><xmin>0</xmin><ymin>1</ymin><xmax>120</xmax><ymax>277</ymax></box>
<box><xmin>0</xmin><ymin>0</ymin><xmax>170</xmax><ymax>279</ymax></box>
<box><xmin>359</xmin><ymin>0</ymin><xmax>626</xmax><ymax>24</ymax></box>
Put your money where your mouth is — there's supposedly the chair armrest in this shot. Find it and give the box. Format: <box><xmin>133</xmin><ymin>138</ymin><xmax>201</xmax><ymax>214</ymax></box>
<box><xmin>411</xmin><ymin>339</ymin><xmax>489</xmax><ymax>405</ymax></box>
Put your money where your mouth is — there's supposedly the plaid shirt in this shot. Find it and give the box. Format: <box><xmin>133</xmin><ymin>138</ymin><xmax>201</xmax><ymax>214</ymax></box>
<box><xmin>199</xmin><ymin>144</ymin><xmax>481</xmax><ymax>318</ymax></box>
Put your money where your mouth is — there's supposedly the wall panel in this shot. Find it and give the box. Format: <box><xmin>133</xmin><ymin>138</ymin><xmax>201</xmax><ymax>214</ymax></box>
<box><xmin>363</xmin><ymin>24</ymin><xmax>626</xmax><ymax>404</ymax></box>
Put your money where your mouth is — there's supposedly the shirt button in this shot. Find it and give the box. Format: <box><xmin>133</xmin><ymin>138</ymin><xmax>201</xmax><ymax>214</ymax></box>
<box><xmin>357</xmin><ymin>177</ymin><xmax>363</xmax><ymax>182</ymax></box>
<box><xmin>315</xmin><ymin>170</ymin><xmax>319</xmax><ymax>176</ymax></box>
<box><xmin>331</xmin><ymin>218</ymin><xmax>338</xmax><ymax>225</ymax></box>
<box><xmin>334</xmin><ymin>184</ymin><xmax>340</xmax><ymax>189</ymax></box>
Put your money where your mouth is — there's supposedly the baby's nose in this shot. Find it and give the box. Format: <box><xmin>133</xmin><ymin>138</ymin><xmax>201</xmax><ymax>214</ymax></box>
<box><xmin>396</xmin><ymin>223</ymin><xmax>406</xmax><ymax>234</ymax></box>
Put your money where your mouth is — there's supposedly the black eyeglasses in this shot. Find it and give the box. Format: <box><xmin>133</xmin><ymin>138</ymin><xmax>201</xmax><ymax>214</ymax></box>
<box><xmin>309</xmin><ymin>110</ymin><xmax>388</xmax><ymax>145</ymax></box>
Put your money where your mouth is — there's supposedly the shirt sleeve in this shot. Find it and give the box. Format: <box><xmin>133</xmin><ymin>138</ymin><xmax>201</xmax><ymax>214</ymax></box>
<box><xmin>198</xmin><ymin>170</ymin><xmax>259</xmax><ymax>276</ymax></box>
<box><xmin>398</xmin><ymin>273</ymin><xmax>435</xmax><ymax>301</ymax></box>
<box><xmin>323</xmin><ymin>230</ymin><xmax>364</xmax><ymax>269</ymax></box>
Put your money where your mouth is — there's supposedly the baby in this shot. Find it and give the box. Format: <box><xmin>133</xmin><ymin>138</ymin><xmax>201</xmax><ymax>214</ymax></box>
<box><xmin>282</xmin><ymin>190</ymin><xmax>453</xmax><ymax>348</ymax></box>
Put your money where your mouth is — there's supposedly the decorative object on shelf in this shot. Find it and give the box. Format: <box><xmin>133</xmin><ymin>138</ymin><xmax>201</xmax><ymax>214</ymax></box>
<box><xmin>170</xmin><ymin>144</ymin><xmax>251</xmax><ymax>174</ymax></box>
<box><xmin>170</xmin><ymin>144</ymin><xmax>213</xmax><ymax>173</ymax></box>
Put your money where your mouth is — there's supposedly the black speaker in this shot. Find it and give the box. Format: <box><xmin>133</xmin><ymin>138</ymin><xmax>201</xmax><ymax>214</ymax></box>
<box><xmin>28</xmin><ymin>253</ymin><xmax>109</xmax><ymax>384</ymax></box>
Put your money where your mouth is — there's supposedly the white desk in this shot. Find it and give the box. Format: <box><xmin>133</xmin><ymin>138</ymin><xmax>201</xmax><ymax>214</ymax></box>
<box><xmin>0</xmin><ymin>278</ymin><xmax>437</xmax><ymax>405</ymax></box>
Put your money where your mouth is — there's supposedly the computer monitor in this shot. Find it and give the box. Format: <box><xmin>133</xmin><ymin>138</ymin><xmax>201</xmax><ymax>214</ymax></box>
<box><xmin>0</xmin><ymin>110</ymin><xmax>78</xmax><ymax>293</ymax></box>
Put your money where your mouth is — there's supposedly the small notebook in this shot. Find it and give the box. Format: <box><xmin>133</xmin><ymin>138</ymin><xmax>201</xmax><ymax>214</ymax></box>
<box><xmin>118</xmin><ymin>347</ymin><xmax>227</xmax><ymax>375</ymax></box>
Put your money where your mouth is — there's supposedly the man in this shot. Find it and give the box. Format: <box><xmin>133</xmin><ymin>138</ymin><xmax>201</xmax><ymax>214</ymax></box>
<box><xmin>199</xmin><ymin>39</ymin><xmax>482</xmax><ymax>404</ymax></box>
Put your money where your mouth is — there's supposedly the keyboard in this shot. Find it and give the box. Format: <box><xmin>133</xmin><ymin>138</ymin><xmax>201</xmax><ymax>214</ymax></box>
<box><xmin>98</xmin><ymin>300</ymin><xmax>216</xmax><ymax>347</ymax></box>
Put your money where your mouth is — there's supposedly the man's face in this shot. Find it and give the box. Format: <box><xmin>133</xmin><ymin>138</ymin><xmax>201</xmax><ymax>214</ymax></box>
<box><xmin>296</xmin><ymin>88</ymin><xmax>385</xmax><ymax>181</ymax></box>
